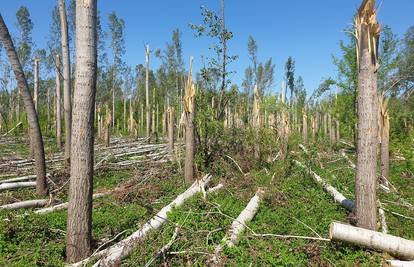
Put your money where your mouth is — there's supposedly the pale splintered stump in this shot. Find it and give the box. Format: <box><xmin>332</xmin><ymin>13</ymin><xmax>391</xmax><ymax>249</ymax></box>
<box><xmin>66</xmin><ymin>0</ymin><xmax>97</xmax><ymax>263</ymax></box>
<box><xmin>184</xmin><ymin>57</ymin><xmax>196</xmax><ymax>184</ymax></box>
<box><xmin>168</xmin><ymin>106</ymin><xmax>175</xmax><ymax>158</ymax></box>
<box><xmin>145</xmin><ymin>44</ymin><xmax>151</xmax><ymax>137</ymax></box>
<box><xmin>355</xmin><ymin>0</ymin><xmax>380</xmax><ymax>230</ymax></box>
<box><xmin>59</xmin><ymin>0</ymin><xmax>72</xmax><ymax>165</ymax></box>
<box><xmin>302</xmin><ymin>108</ymin><xmax>308</xmax><ymax>145</ymax></box>
<box><xmin>330</xmin><ymin>222</ymin><xmax>414</xmax><ymax>260</ymax></box>
<box><xmin>55</xmin><ymin>54</ymin><xmax>62</xmax><ymax>148</ymax></box>
<box><xmin>252</xmin><ymin>84</ymin><xmax>260</xmax><ymax>159</ymax></box>
<box><xmin>72</xmin><ymin>175</ymin><xmax>213</xmax><ymax>267</ymax></box>
<box><xmin>380</xmin><ymin>96</ymin><xmax>390</xmax><ymax>187</ymax></box>
<box><xmin>0</xmin><ymin>14</ymin><xmax>48</xmax><ymax>196</ymax></box>
<box><xmin>33</xmin><ymin>57</ymin><xmax>39</xmax><ymax>111</ymax></box>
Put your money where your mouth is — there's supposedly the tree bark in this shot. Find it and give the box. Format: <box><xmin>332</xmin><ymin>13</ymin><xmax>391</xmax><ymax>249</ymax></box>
<box><xmin>56</xmin><ymin>54</ymin><xmax>62</xmax><ymax>148</ymax></box>
<box><xmin>33</xmin><ymin>57</ymin><xmax>39</xmax><ymax>111</ymax></box>
<box><xmin>59</xmin><ymin>0</ymin><xmax>72</xmax><ymax>165</ymax></box>
<box><xmin>330</xmin><ymin>222</ymin><xmax>414</xmax><ymax>260</ymax></box>
<box><xmin>0</xmin><ymin>14</ymin><xmax>48</xmax><ymax>196</ymax></box>
<box><xmin>66</xmin><ymin>0</ymin><xmax>97</xmax><ymax>262</ymax></box>
<box><xmin>355</xmin><ymin>1</ymin><xmax>380</xmax><ymax>230</ymax></box>
<box><xmin>252</xmin><ymin>85</ymin><xmax>260</xmax><ymax>159</ymax></box>
<box><xmin>303</xmin><ymin>108</ymin><xmax>308</xmax><ymax>145</ymax></box>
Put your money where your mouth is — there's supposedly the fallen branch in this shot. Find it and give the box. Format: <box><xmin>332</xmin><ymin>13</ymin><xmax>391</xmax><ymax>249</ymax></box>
<box><xmin>2</xmin><ymin>121</ymin><xmax>22</xmax><ymax>136</ymax></box>
<box><xmin>330</xmin><ymin>221</ymin><xmax>414</xmax><ymax>260</ymax></box>
<box><xmin>387</xmin><ymin>260</ymin><xmax>414</xmax><ymax>267</ymax></box>
<box><xmin>225</xmin><ymin>155</ymin><xmax>244</xmax><ymax>175</ymax></box>
<box><xmin>294</xmin><ymin>160</ymin><xmax>355</xmax><ymax>211</ymax></box>
<box><xmin>0</xmin><ymin>181</ymin><xmax>36</xmax><ymax>191</ymax></box>
<box><xmin>71</xmin><ymin>174</ymin><xmax>213</xmax><ymax>267</ymax></box>
<box><xmin>0</xmin><ymin>199</ymin><xmax>49</xmax><ymax>210</ymax></box>
<box><xmin>144</xmin><ymin>226</ymin><xmax>180</xmax><ymax>267</ymax></box>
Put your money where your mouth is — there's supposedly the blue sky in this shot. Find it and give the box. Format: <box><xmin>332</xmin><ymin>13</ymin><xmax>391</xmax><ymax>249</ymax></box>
<box><xmin>0</xmin><ymin>0</ymin><xmax>413</xmax><ymax>95</ymax></box>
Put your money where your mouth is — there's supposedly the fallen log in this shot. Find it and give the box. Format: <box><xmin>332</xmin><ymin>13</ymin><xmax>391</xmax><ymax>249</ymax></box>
<box><xmin>330</xmin><ymin>222</ymin><xmax>414</xmax><ymax>260</ymax></box>
<box><xmin>210</xmin><ymin>188</ymin><xmax>264</xmax><ymax>265</ymax></box>
<box><xmin>0</xmin><ymin>199</ymin><xmax>49</xmax><ymax>210</ymax></box>
<box><xmin>294</xmin><ymin>160</ymin><xmax>355</xmax><ymax>211</ymax></box>
<box><xmin>71</xmin><ymin>174</ymin><xmax>213</xmax><ymax>267</ymax></box>
<box><xmin>35</xmin><ymin>192</ymin><xmax>111</xmax><ymax>214</ymax></box>
<box><xmin>387</xmin><ymin>260</ymin><xmax>414</xmax><ymax>267</ymax></box>
<box><xmin>0</xmin><ymin>174</ymin><xmax>36</xmax><ymax>184</ymax></box>
<box><xmin>0</xmin><ymin>181</ymin><xmax>36</xmax><ymax>191</ymax></box>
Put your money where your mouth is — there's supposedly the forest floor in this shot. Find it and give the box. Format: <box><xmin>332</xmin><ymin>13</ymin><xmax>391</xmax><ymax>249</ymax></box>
<box><xmin>0</xmin><ymin>134</ymin><xmax>413</xmax><ymax>266</ymax></box>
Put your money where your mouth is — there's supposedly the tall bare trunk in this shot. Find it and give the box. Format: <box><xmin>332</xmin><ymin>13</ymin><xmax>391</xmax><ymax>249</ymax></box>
<box><xmin>66</xmin><ymin>0</ymin><xmax>97</xmax><ymax>262</ymax></box>
<box><xmin>355</xmin><ymin>0</ymin><xmax>380</xmax><ymax>230</ymax></box>
<box><xmin>0</xmin><ymin>14</ymin><xmax>48</xmax><ymax>196</ymax></box>
<box><xmin>168</xmin><ymin>106</ymin><xmax>174</xmax><ymax>158</ymax></box>
<box><xmin>336</xmin><ymin>118</ymin><xmax>340</xmax><ymax>142</ymax></box>
<box><xmin>303</xmin><ymin>108</ymin><xmax>308</xmax><ymax>145</ymax></box>
<box><xmin>184</xmin><ymin>58</ymin><xmax>195</xmax><ymax>183</ymax></box>
<box><xmin>55</xmin><ymin>54</ymin><xmax>62</xmax><ymax>148</ymax></box>
<box><xmin>123</xmin><ymin>95</ymin><xmax>126</xmax><ymax>131</ymax></box>
<box><xmin>145</xmin><ymin>45</ymin><xmax>151</xmax><ymax>138</ymax></box>
<box><xmin>59</xmin><ymin>0</ymin><xmax>72</xmax><ymax>164</ymax></box>
<box><xmin>33</xmin><ymin>57</ymin><xmax>39</xmax><ymax>111</ymax></box>
<box><xmin>252</xmin><ymin>85</ymin><xmax>260</xmax><ymax>159</ymax></box>
<box><xmin>112</xmin><ymin>70</ymin><xmax>115</xmax><ymax>128</ymax></box>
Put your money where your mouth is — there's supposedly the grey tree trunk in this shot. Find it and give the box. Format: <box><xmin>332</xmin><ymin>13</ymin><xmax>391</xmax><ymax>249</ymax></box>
<box><xmin>0</xmin><ymin>14</ymin><xmax>48</xmax><ymax>196</ymax></box>
<box><xmin>355</xmin><ymin>1</ymin><xmax>380</xmax><ymax>230</ymax></box>
<box><xmin>55</xmin><ymin>54</ymin><xmax>62</xmax><ymax>148</ymax></box>
<box><xmin>66</xmin><ymin>0</ymin><xmax>97</xmax><ymax>262</ymax></box>
<box><xmin>33</xmin><ymin>57</ymin><xmax>39</xmax><ymax>111</ymax></box>
<box><xmin>303</xmin><ymin>108</ymin><xmax>308</xmax><ymax>145</ymax></box>
<box><xmin>59</xmin><ymin>0</ymin><xmax>72</xmax><ymax>165</ymax></box>
<box><xmin>112</xmin><ymin>69</ymin><xmax>115</xmax><ymax>128</ymax></box>
<box><xmin>168</xmin><ymin>106</ymin><xmax>175</xmax><ymax>158</ymax></box>
<box><xmin>145</xmin><ymin>45</ymin><xmax>151</xmax><ymax>138</ymax></box>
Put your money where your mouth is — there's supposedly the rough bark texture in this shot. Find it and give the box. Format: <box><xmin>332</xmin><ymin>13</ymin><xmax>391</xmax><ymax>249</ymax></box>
<box><xmin>330</xmin><ymin>222</ymin><xmax>414</xmax><ymax>260</ymax></box>
<box><xmin>0</xmin><ymin>14</ymin><xmax>48</xmax><ymax>196</ymax></box>
<box><xmin>56</xmin><ymin>54</ymin><xmax>62</xmax><ymax>148</ymax></box>
<box><xmin>355</xmin><ymin>1</ymin><xmax>380</xmax><ymax>230</ymax></box>
<box><xmin>66</xmin><ymin>0</ymin><xmax>97</xmax><ymax>262</ymax></box>
<box><xmin>184</xmin><ymin>58</ymin><xmax>195</xmax><ymax>184</ymax></box>
<box><xmin>59</xmin><ymin>0</ymin><xmax>72</xmax><ymax>164</ymax></box>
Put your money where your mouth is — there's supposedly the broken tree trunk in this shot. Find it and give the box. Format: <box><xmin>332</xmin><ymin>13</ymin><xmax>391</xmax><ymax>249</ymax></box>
<box><xmin>145</xmin><ymin>44</ymin><xmax>151</xmax><ymax>138</ymax></box>
<box><xmin>55</xmin><ymin>54</ymin><xmax>62</xmax><ymax>149</ymax></box>
<box><xmin>71</xmin><ymin>174</ymin><xmax>213</xmax><ymax>267</ymax></box>
<box><xmin>355</xmin><ymin>0</ymin><xmax>380</xmax><ymax>230</ymax></box>
<box><xmin>59</xmin><ymin>0</ymin><xmax>72</xmax><ymax>165</ymax></box>
<box><xmin>252</xmin><ymin>84</ymin><xmax>260</xmax><ymax>159</ymax></box>
<box><xmin>184</xmin><ymin>57</ymin><xmax>195</xmax><ymax>184</ymax></box>
<box><xmin>211</xmin><ymin>188</ymin><xmax>264</xmax><ymax>265</ymax></box>
<box><xmin>380</xmin><ymin>96</ymin><xmax>390</xmax><ymax>188</ymax></box>
<box><xmin>168</xmin><ymin>106</ymin><xmax>175</xmax><ymax>158</ymax></box>
<box><xmin>0</xmin><ymin>199</ymin><xmax>48</xmax><ymax>210</ymax></box>
<box><xmin>294</xmin><ymin>160</ymin><xmax>355</xmax><ymax>211</ymax></box>
<box><xmin>0</xmin><ymin>181</ymin><xmax>36</xmax><ymax>191</ymax></box>
<box><xmin>330</xmin><ymin>222</ymin><xmax>414</xmax><ymax>260</ymax></box>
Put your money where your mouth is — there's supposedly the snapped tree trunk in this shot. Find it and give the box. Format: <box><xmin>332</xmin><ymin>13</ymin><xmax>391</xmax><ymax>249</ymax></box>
<box><xmin>303</xmin><ymin>108</ymin><xmax>308</xmax><ymax>145</ymax></box>
<box><xmin>380</xmin><ymin>97</ymin><xmax>390</xmax><ymax>187</ymax></box>
<box><xmin>145</xmin><ymin>44</ymin><xmax>151</xmax><ymax>138</ymax></box>
<box><xmin>55</xmin><ymin>54</ymin><xmax>62</xmax><ymax>148</ymax></box>
<box><xmin>184</xmin><ymin>57</ymin><xmax>195</xmax><ymax>184</ymax></box>
<box><xmin>252</xmin><ymin>85</ymin><xmax>260</xmax><ymax>160</ymax></box>
<box><xmin>168</xmin><ymin>106</ymin><xmax>175</xmax><ymax>158</ymax></box>
<box><xmin>59</xmin><ymin>0</ymin><xmax>72</xmax><ymax>165</ymax></box>
<box><xmin>66</xmin><ymin>0</ymin><xmax>97</xmax><ymax>262</ymax></box>
<box><xmin>355</xmin><ymin>0</ymin><xmax>380</xmax><ymax>230</ymax></box>
<box><xmin>0</xmin><ymin>14</ymin><xmax>48</xmax><ymax>196</ymax></box>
